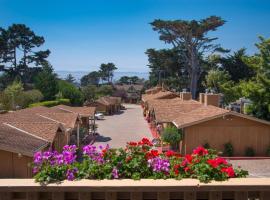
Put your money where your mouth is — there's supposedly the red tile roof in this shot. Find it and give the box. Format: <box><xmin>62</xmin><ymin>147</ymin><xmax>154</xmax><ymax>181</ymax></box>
<box><xmin>0</xmin><ymin>104</ymin><xmax>94</xmax><ymax>156</ymax></box>
<box><xmin>52</xmin><ymin>105</ymin><xmax>96</xmax><ymax>117</ymax></box>
<box><xmin>0</xmin><ymin>124</ymin><xmax>49</xmax><ymax>157</ymax></box>
<box><xmin>142</xmin><ymin>90</ymin><xmax>178</xmax><ymax>103</ymax></box>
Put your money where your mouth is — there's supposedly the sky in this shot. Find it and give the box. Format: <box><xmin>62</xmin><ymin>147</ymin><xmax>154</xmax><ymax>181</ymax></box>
<box><xmin>1</xmin><ymin>0</ymin><xmax>270</xmax><ymax>72</ymax></box>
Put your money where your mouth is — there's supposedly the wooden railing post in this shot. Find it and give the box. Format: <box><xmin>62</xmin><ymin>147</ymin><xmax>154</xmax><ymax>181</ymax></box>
<box><xmin>157</xmin><ymin>192</ymin><xmax>169</xmax><ymax>200</ymax></box>
<box><xmin>27</xmin><ymin>192</ymin><xmax>39</xmax><ymax>200</ymax></box>
<box><xmin>209</xmin><ymin>192</ymin><xmax>222</xmax><ymax>200</ymax></box>
<box><xmin>260</xmin><ymin>192</ymin><xmax>270</xmax><ymax>200</ymax></box>
<box><xmin>234</xmin><ymin>191</ymin><xmax>248</xmax><ymax>200</ymax></box>
<box><xmin>184</xmin><ymin>192</ymin><xmax>196</xmax><ymax>200</ymax></box>
<box><xmin>130</xmin><ymin>192</ymin><xmax>143</xmax><ymax>200</ymax></box>
<box><xmin>52</xmin><ymin>192</ymin><xmax>64</xmax><ymax>200</ymax></box>
<box><xmin>79</xmin><ymin>192</ymin><xmax>91</xmax><ymax>200</ymax></box>
<box><xmin>105</xmin><ymin>192</ymin><xmax>117</xmax><ymax>200</ymax></box>
<box><xmin>0</xmin><ymin>193</ymin><xmax>12</xmax><ymax>200</ymax></box>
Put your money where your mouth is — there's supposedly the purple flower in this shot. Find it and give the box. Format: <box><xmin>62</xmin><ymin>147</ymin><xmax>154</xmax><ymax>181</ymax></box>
<box><xmin>42</xmin><ymin>151</ymin><xmax>52</xmax><ymax>160</ymax></box>
<box><xmin>63</xmin><ymin>145</ymin><xmax>77</xmax><ymax>153</ymax></box>
<box><xmin>32</xmin><ymin>166</ymin><xmax>39</xmax><ymax>174</ymax></box>
<box><xmin>66</xmin><ymin>168</ymin><xmax>78</xmax><ymax>181</ymax></box>
<box><xmin>33</xmin><ymin>152</ymin><xmax>43</xmax><ymax>165</ymax></box>
<box><xmin>62</xmin><ymin>151</ymin><xmax>76</xmax><ymax>164</ymax></box>
<box><xmin>148</xmin><ymin>157</ymin><xmax>170</xmax><ymax>173</ymax></box>
<box><xmin>112</xmin><ymin>167</ymin><xmax>119</xmax><ymax>179</ymax></box>
<box><xmin>82</xmin><ymin>144</ymin><xmax>110</xmax><ymax>164</ymax></box>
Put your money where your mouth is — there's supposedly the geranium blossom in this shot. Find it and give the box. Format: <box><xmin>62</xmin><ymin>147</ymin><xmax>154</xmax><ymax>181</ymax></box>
<box><xmin>193</xmin><ymin>146</ymin><xmax>208</xmax><ymax>156</ymax></box>
<box><xmin>207</xmin><ymin>157</ymin><xmax>228</xmax><ymax>168</ymax></box>
<box><xmin>221</xmin><ymin>166</ymin><xmax>235</xmax><ymax>178</ymax></box>
<box><xmin>33</xmin><ymin>137</ymin><xmax>248</xmax><ymax>183</ymax></box>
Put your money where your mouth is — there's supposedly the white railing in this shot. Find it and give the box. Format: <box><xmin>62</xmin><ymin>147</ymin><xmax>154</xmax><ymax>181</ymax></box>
<box><xmin>0</xmin><ymin>178</ymin><xmax>270</xmax><ymax>200</ymax></box>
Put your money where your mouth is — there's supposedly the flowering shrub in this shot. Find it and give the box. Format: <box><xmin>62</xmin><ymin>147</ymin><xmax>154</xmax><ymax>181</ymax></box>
<box><xmin>33</xmin><ymin>138</ymin><xmax>248</xmax><ymax>183</ymax></box>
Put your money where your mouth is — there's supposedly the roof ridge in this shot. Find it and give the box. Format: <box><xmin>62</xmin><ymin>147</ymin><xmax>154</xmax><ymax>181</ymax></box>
<box><xmin>3</xmin><ymin>123</ymin><xmax>49</xmax><ymax>142</ymax></box>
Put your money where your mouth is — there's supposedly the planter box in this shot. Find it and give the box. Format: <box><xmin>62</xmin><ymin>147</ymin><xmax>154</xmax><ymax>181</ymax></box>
<box><xmin>0</xmin><ymin>178</ymin><xmax>270</xmax><ymax>199</ymax></box>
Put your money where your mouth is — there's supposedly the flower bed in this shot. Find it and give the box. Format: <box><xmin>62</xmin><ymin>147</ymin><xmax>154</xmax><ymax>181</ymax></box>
<box><xmin>33</xmin><ymin>138</ymin><xmax>248</xmax><ymax>183</ymax></box>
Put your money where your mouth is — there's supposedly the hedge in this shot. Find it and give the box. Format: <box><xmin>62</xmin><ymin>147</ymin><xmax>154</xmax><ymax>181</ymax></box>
<box><xmin>29</xmin><ymin>98</ymin><xmax>71</xmax><ymax>108</ymax></box>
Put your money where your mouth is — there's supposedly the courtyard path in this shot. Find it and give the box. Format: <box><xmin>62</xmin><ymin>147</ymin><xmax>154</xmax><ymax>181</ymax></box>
<box><xmin>94</xmin><ymin>104</ymin><xmax>152</xmax><ymax>148</ymax></box>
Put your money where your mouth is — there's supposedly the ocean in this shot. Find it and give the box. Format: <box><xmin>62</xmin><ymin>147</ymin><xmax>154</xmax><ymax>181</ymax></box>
<box><xmin>56</xmin><ymin>71</ymin><xmax>149</xmax><ymax>83</ymax></box>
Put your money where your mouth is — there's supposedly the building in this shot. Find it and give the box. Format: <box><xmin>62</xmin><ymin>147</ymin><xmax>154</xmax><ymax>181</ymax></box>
<box><xmin>141</xmin><ymin>89</ymin><xmax>179</xmax><ymax>118</ymax></box>
<box><xmin>145</xmin><ymin>90</ymin><xmax>270</xmax><ymax>156</ymax></box>
<box><xmin>86</xmin><ymin>96</ymin><xmax>122</xmax><ymax>115</ymax></box>
<box><xmin>114</xmin><ymin>84</ymin><xmax>144</xmax><ymax>103</ymax></box>
<box><xmin>0</xmin><ymin>105</ymin><xmax>96</xmax><ymax>178</ymax></box>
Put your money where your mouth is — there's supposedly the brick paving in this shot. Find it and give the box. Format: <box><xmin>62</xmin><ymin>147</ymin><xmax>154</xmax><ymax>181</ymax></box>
<box><xmin>94</xmin><ymin>104</ymin><xmax>152</xmax><ymax>148</ymax></box>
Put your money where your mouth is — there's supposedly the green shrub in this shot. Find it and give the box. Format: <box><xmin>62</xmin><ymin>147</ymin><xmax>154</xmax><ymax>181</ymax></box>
<box><xmin>203</xmin><ymin>142</ymin><xmax>210</xmax><ymax>149</ymax></box>
<box><xmin>267</xmin><ymin>146</ymin><xmax>270</xmax><ymax>156</ymax></box>
<box><xmin>58</xmin><ymin>80</ymin><xmax>83</xmax><ymax>106</ymax></box>
<box><xmin>29</xmin><ymin>98</ymin><xmax>70</xmax><ymax>107</ymax></box>
<box><xmin>161</xmin><ymin>126</ymin><xmax>182</xmax><ymax>150</ymax></box>
<box><xmin>223</xmin><ymin>142</ymin><xmax>234</xmax><ymax>156</ymax></box>
<box><xmin>19</xmin><ymin>90</ymin><xmax>44</xmax><ymax>108</ymax></box>
<box><xmin>245</xmin><ymin>147</ymin><xmax>255</xmax><ymax>157</ymax></box>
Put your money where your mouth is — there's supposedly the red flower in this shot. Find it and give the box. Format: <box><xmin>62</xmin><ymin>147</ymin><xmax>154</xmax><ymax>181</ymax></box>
<box><xmin>184</xmin><ymin>167</ymin><xmax>190</xmax><ymax>172</ymax></box>
<box><xmin>128</xmin><ymin>142</ymin><xmax>137</xmax><ymax>146</ymax></box>
<box><xmin>207</xmin><ymin>158</ymin><xmax>228</xmax><ymax>168</ymax></box>
<box><xmin>165</xmin><ymin>150</ymin><xmax>175</xmax><ymax>157</ymax></box>
<box><xmin>174</xmin><ymin>153</ymin><xmax>182</xmax><ymax>158</ymax></box>
<box><xmin>145</xmin><ymin>150</ymin><xmax>159</xmax><ymax>160</ymax></box>
<box><xmin>125</xmin><ymin>156</ymin><xmax>132</xmax><ymax>163</ymax></box>
<box><xmin>193</xmin><ymin>146</ymin><xmax>208</xmax><ymax>156</ymax></box>
<box><xmin>181</xmin><ymin>154</ymin><xmax>193</xmax><ymax>166</ymax></box>
<box><xmin>102</xmin><ymin>149</ymin><xmax>107</xmax><ymax>157</ymax></box>
<box><xmin>221</xmin><ymin>166</ymin><xmax>235</xmax><ymax>178</ymax></box>
<box><xmin>139</xmin><ymin>138</ymin><xmax>153</xmax><ymax>146</ymax></box>
<box><xmin>173</xmin><ymin>164</ymin><xmax>181</xmax><ymax>175</ymax></box>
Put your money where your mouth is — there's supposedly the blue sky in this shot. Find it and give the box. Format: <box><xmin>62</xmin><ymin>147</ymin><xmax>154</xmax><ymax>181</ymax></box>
<box><xmin>1</xmin><ymin>0</ymin><xmax>270</xmax><ymax>72</ymax></box>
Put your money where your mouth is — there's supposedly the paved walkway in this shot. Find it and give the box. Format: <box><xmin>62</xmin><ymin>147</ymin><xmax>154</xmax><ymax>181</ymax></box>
<box><xmin>95</xmin><ymin>104</ymin><xmax>152</xmax><ymax>148</ymax></box>
<box><xmin>230</xmin><ymin>159</ymin><xmax>270</xmax><ymax>177</ymax></box>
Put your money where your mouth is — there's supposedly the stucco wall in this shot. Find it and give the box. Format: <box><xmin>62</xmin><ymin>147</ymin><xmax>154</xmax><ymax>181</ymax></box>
<box><xmin>183</xmin><ymin>115</ymin><xmax>270</xmax><ymax>156</ymax></box>
<box><xmin>0</xmin><ymin>150</ymin><xmax>32</xmax><ymax>178</ymax></box>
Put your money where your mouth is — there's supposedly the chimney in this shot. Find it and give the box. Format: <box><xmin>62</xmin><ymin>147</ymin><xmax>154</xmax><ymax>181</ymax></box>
<box><xmin>180</xmin><ymin>89</ymin><xmax>191</xmax><ymax>101</ymax></box>
<box><xmin>199</xmin><ymin>93</ymin><xmax>205</xmax><ymax>104</ymax></box>
<box><xmin>204</xmin><ymin>93</ymin><xmax>220</xmax><ymax>107</ymax></box>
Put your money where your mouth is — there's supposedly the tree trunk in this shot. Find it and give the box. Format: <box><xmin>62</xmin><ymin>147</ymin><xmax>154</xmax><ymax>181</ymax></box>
<box><xmin>190</xmin><ymin>70</ymin><xmax>198</xmax><ymax>99</ymax></box>
<box><xmin>189</xmin><ymin>50</ymin><xmax>200</xmax><ymax>99</ymax></box>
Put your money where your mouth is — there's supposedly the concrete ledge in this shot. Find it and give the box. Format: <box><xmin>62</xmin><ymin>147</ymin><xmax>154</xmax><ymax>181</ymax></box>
<box><xmin>1</xmin><ymin>178</ymin><xmax>270</xmax><ymax>192</ymax></box>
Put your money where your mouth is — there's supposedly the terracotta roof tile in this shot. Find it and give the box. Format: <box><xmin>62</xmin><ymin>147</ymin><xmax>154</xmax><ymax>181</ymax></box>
<box><xmin>0</xmin><ymin>124</ymin><xmax>49</xmax><ymax>156</ymax></box>
<box><xmin>52</xmin><ymin>105</ymin><xmax>96</xmax><ymax>117</ymax></box>
<box><xmin>38</xmin><ymin>113</ymin><xmax>79</xmax><ymax>129</ymax></box>
<box><xmin>5</xmin><ymin>121</ymin><xmax>62</xmax><ymax>143</ymax></box>
<box><xmin>172</xmin><ymin>106</ymin><xmax>230</xmax><ymax>128</ymax></box>
<box><xmin>142</xmin><ymin>90</ymin><xmax>178</xmax><ymax>103</ymax></box>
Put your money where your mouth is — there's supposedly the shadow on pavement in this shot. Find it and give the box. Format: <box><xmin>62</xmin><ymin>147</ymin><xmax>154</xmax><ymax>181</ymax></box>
<box><xmin>95</xmin><ymin>135</ymin><xmax>112</xmax><ymax>142</ymax></box>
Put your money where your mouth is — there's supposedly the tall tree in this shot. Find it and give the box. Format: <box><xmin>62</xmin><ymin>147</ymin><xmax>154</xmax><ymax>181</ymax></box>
<box><xmin>65</xmin><ymin>73</ymin><xmax>76</xmax><ymax>84</ymax></box>
<box><xmin>80</xmin><ymin>71</ymin><xmax>100</xmax><ymax>86</ymax></box>
<box><xmin>150</xmin><ymin>16</ymin><xmax>225</xmax><ymax>98</ymax></box>
<box><xmin>118</xmin><ymin>76</ymin><xmax>140</xmax><ymax>84</ymax></box>
<box><xmin>219</xmin><ymin>48</ymin><xmax>255</xmax><ymax>82</ymax></box>
<box><xmin>145</xmin><ymin>48</ymin><xmax>188</xmax><ymax>91</ymax></box>
<box><xmin>34</xmin><ymin>63</ymin><xmax>58</xmax><ymax>100</ymax></box>
<box><xmin>240</xmin><ymin>36</ymin><xmax>270</xmax><ymax>120</ymax></box>
<box><xmin>0</xmin><ymin>24</ymin><xmax>50</xmax><ymax>85</ymax></box>
<box><xmin>99</xmin><ymin>62</ymin><xmax>117</xmax><ymax>83</ymax></box>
